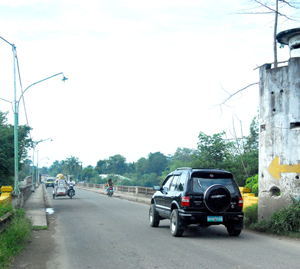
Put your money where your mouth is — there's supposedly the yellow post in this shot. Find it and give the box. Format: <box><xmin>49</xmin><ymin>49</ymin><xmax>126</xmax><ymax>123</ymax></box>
<box><xmin>239</xmin><ymin>187</ymin><xmax>258</xmax><ymax>210</ymax></box>
<box><xmin>0</xmin><ymin>186</ymin><xmax>13</xmax><ymax>205</ymax></box>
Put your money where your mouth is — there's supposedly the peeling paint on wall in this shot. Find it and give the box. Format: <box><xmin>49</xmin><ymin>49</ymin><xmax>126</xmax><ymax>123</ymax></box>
<box><xmin>258</xmin><ymin>57</ymin><xmax>300</xmax><ymax>220</ymax></box>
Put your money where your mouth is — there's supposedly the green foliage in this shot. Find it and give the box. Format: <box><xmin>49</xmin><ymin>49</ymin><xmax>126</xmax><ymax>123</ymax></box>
<box><xmin>48</xmin><ymin>160</ymin><xmax>65</xmax><ymax>177</ymax></box>
<box><xmin>0</xmin><ymin>111</ymin><xmax>33</xmax><ymax>187</ymax></box>
<box><xmin>265</xmin><ymin>198</ymin><xmax>300</xmax><ymax>235</ymax></box>
<box><xmin>146</xmin><ymin>152</ymin><xmax>168</xmax><ymax>176</ymax></box>
<box><xmin>63</xmin><ymin>156</ymin><xmax>82</xmax><ymax>179</ymax></box>
<box><xmin>245</xmin><ymin>174</ymin><xmax>259</xmax><ymax>196</ymax></box>
<box><xmin>0</xmin><ymin>204</ymin><xmax>13</xmax><ymax>217</ymax></box>
<box><xmin>19</xmin><ymin>159</ymin><xmax>32</xmax><ymax>181</ymax></box>
<box><xmin>197</xmin><ymin>131</ymin><xmax>232</xmax><ymax>168</ymax></box>
<box><xmin>0</xmin><ymin>208</ymin><xmax>32</xmax><ymax>269</ymax></box>
<box><xmin>244</xmin><ymin>203</ymin><xmax>258</xmax><ymax>228</ymax></box>
<box><xmin>82</xmin><ymin>165</ymin><xmax>99</xmax><ymax>183</ymax></box>
<box><xmin>48</xmin><ymin>157</ymin><xmax>83</xmax><ymax>180</ymax></box>
<box><xmin>247</xmin><ymin>198</ymin><xmax>300</xmax><ymax>237</ymax></box>
<box><xmin>95</xmin><ymin>154</ymin><xmax>127</xmax><ymax>175</ymax></box>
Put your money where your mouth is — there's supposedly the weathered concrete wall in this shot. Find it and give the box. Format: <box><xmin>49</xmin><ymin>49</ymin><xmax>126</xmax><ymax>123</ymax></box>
<box><xmin>11</xmin><ymin>185</ymin><xmax>33</xmax><ymax>209</ymax></box>
<box><xmin>259</xmin><ymin>57</ymin><xmax>300</xmax><ymax>220</ymax></box>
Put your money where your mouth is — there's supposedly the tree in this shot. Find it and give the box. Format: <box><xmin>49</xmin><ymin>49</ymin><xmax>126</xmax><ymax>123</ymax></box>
<box><xmin>48</xmin><ymin>160</ymin><xmax>66</xmax><ymax>177</ymax></box>
<box><xmin>95</xmin><ymin>159</ymin><xmax>108</xmax><ymax>174</ymax></box>
<box><xmin>19</xmin><ymin>159</ymin><xmax>32</xmax><ymax>180</ymax></box>
<box><xmin>106</xmin><ymin>154</ymin><xmax>127</xmax><ymax>175</ymax></box>
<box><xmin>146</xmin><ymin>152</ymin><xmax>168</xmax><ymax>176</ymax></box>
<box><xmin>63</xmin><ymin>156</ymin><xmax>82</xmax><ymax>179</ymax></box>
<box><xmin>197</xmin><ymin>132</ymin><xmax>232</xmax><ymax>168</ymax></box>
<box><xmin>95</xmin><ymin>155</ymin><xmax>127</xmax><ymax>175</ymax></box>
<box><xmin>135</xmin><ymin>157</ymin><xmax>147</xmax><ymax>179</ymax></box>
<box><xmin>82</xmin><ymin>165</ymin><xmax>99</xmax><ymax>183</ymax></box>
<box><xmin>0</xmin><ymin>111</ymin><xmax>32</xmax><ymax>187</ymax></box>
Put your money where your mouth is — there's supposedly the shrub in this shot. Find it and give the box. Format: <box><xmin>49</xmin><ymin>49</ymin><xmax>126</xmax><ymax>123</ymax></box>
<box><xmin>0</xmin><ymin>208</ymin><xmax>32</xmax><ymax>269</ymax></box>
<box><xmin>245</xmin><ymin>174</ymin><xmax>258</xmax><ymax>196</ymax></box>
<box><xmin>0</xmin><ymin>204</ymin><xmax>13</xmax><ymax>217</ymax></box>
<box><xmin>247</xmin><ymin>197</ymin><xmax>300</xmax><ymax>236</ymax></box>
<box><xmin>244</xmin><ymin>203</ymin><xmax>258</xmax><ymax>228</ymax></box>
<box><xmin>265</xmin><ymin>197</ymin><xmax>300</xmax><ymax>235</ymax></box>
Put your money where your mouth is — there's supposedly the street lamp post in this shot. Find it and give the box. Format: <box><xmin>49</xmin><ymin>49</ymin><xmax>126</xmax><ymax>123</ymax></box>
<box><xmin>13</xmin><ymin>73</ymin><xmax>67</xmax><ymax>194</ymax></box>
<box><xmin>36</xmin><ymin>154</ymin><xmax>49</xmax><ymax>188</ymax></box>
<box><xmin>0</xmin><ymin>36</ymin><xmax>68</xmax><ymax>194</ymax></box>
<box><xmin>31</xmin><ymin>138</ymin><xmax>52</xmax><ymax>191</ymax></box>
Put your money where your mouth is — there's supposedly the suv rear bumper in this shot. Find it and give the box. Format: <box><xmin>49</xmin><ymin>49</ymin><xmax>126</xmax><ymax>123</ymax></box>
<box><xmin>179</xmin><ymin>210</ymin><xmax>244</xmax><ymax>226</ymax></box>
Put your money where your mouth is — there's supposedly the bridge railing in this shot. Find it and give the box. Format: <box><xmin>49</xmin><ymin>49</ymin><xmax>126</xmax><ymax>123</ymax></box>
<box><xmin>78</xmin><ymin>183</ymin><xmax>155</xmax><ymax>196</ymax></box>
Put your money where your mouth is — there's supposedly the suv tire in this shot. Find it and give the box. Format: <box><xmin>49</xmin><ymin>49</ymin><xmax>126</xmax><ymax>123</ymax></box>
<box><xmin>170</xmin><ymin>209</ymin><xmax>184</xmax><ymax>237</ymax></box>
<box><xmin>204</xmin><ymin>184</ymin><xmax>231</xmax><ymax>213</ymax></box>
<box><xmin>227</xmin><ymin>224</ymin><xmax>242</xmax><ymax>236</ymax></box>
<box><xmin>149</xmin><ymin>204</ymin><xmax>160</xmax><ymax>227</ymax></box>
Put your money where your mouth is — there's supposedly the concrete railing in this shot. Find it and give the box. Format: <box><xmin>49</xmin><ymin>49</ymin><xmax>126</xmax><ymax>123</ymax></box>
<box><xmin>78</xmin><ymin>184</ymin><xmax>258</xmax><ymax>209</ymax></box>
<box><xmin>78</xmin><ymin>183</ymin><xmax>156</xmax><ymax>197</ymax></box>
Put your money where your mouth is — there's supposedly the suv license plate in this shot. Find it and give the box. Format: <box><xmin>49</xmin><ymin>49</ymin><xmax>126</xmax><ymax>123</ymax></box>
<box><xmin>207</xmin><ymin>216</ymin><xmax>223</xmax><ymax>222</ymax></box>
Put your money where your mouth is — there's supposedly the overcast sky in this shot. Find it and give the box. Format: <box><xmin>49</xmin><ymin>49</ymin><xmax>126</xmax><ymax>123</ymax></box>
<box><xmin>0</xmin><ymin>0</ymin><xmax>298</xmax><ymax>168</ymax></box>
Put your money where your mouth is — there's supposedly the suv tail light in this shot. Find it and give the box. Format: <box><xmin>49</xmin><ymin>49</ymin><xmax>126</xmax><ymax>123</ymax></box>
<box><xmin>181</xmin><ymin>196</ymin><xmax>190</xmax><ymax>207</ymax></box>
<box><xmin>238</xmin><ymin>197</ymin><xmax>243</xmax><ymax>208</ymax></box>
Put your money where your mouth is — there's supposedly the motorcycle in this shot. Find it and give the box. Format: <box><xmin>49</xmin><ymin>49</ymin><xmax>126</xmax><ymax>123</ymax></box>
<box><xmin>53</xmin><ymin>179</ymin><xmax>67</xmax><ymax>199</ymax></box>
<box><xmin>108</xmin><ymin>186</ymin><xmax>114</xmax><ymax>197</ymax></box>
<box><xmin>67</xmin><ymin>185</ymin><xmax>75</xmax><ymax>199</ymax></box>
<box><xmin>53</xmin><ymin>180</ymin><xmax>75</xmax><ymax>199</ymax></box>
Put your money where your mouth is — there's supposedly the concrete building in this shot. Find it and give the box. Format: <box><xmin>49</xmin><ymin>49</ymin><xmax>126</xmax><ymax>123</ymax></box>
<box><xmin>258</xmin><ymin>28</ymin><xmax>300</xmax><ymax>220</ymax></box>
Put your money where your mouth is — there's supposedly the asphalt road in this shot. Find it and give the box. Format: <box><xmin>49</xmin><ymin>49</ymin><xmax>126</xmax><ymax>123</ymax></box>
<box><xmin>43</xmin><ymin>187</ymin><xmax>300</xmax><ymax>269</ymax></box>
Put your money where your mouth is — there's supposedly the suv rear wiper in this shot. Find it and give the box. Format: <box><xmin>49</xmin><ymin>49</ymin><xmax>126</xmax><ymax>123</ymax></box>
<box><xmin>196</xmin><ymin>178</ymin><xmax>204</xmax><ymax>191</ymax></box>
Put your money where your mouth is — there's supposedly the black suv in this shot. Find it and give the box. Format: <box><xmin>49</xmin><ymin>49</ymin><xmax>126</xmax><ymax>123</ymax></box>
<box><xmin>149</xmin><ymin>167</ymin><xmax>244</xmax><ymax>237</ymax></box>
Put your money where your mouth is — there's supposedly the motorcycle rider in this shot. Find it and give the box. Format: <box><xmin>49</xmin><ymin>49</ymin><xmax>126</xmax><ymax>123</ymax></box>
<box><xmin>106</xmin><ymin>178</ymin><xmax>114</xmax><ymax>195</ymax></box>
<box><xmin>67</xmin><ymin>177</ymin><xmax>76</xmax><ymax>196</ymax></box>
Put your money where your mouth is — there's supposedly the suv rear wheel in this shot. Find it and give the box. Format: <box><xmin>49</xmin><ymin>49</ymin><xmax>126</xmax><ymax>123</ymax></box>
<box><xmin>149</xmin><ymin>204</ymin><xmax>160</xmax><ymax>227</ymax></box>
<box><xmin>227</xmin><ymin>224</ymin><xmax>242</xmax><ymax>236</ymax></box>
<box><xmin>170</xmin><ymin>209</ymin><xmax>184</xmax><ymax>237</ymax></box>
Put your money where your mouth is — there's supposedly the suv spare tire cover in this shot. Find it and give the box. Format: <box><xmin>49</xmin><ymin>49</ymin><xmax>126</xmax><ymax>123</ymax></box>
<box><xmin>204</xmin><ymin>184</ymin><xmax>231</xmax><ymax>213</ymax></box>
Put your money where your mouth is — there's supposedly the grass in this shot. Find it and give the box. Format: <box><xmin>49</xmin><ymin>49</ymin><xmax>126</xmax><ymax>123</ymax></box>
<box><xmin>33</xmin><ymin>225</ymin><xmax>48</xmax><ymax>230</ymax></box>
<box><xmin>0</xmin><ymin>205</ymin><xmax>32</xmax><ymax>269</ymax></box>
<box><xmin>244</xmin><ymin>197</ymin><xmax>300</xmax><ymax>238</ymax></box>
<box><xmin>0</xmin><ymin>204</ymin><xmax>13</xmax><ymax>216</ymax></box>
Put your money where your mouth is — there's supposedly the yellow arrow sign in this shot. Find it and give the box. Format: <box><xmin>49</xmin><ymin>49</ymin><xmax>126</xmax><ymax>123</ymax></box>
<box><xmin>268</xmin><ymin>156</ymin><xmax>300</xmax><ymax>180</ymax></box>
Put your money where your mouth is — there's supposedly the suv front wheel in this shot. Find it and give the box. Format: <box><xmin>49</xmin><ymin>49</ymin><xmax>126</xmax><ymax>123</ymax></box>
<box><xmin>170</xmin><ymin>209</ymin><xmax>184</xmax><ymax>237</ymax></box>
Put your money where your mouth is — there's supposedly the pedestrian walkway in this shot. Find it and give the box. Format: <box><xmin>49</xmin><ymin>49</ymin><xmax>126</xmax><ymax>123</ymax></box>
<box><xmin>24</xmin><ymin>184</ymin><xmax>47</xmax><ymax>228</ymax></box>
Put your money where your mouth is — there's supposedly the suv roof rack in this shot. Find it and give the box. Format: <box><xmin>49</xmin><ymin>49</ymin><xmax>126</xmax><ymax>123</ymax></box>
<box><xmin>176</xmin><ymin>167</ymin><xmax>192</xmax><ymax>171</ymax></box>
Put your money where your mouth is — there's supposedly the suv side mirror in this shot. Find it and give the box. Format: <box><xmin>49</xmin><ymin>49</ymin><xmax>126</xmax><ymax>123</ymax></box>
<box><xmin>153</xmin><ymin>186</ymin><xmax>161</xmax><ymax>191</ymax></box>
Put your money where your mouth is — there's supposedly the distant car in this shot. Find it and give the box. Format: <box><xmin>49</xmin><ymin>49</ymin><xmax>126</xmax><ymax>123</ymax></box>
<box><xmin>149</xmin><ymin>167</ymin><xmax>244</xmax><ymax>237</ymax></box>
<box><xmin>45</xmin><ymin>177</ymin><xmax>55</xmax><ymax>188</ymax></box>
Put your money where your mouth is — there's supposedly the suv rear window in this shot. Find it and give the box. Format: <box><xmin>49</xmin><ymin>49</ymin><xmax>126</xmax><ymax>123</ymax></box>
<box><xmin>192</xmin><ymin>177</ymin><xmax>236</xmax><ymax>194</ymax></box>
